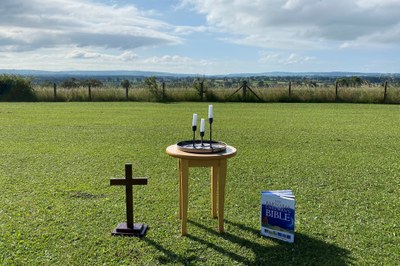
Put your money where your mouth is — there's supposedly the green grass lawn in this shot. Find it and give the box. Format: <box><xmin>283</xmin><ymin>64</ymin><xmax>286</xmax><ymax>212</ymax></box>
<box><xmin>0</xmin><ymin>102</ymin><xmax>399</xmax><ymax>265</ymax></box>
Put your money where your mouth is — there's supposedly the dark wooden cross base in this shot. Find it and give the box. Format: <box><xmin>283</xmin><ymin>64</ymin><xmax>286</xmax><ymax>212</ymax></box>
<box><xmin>112</xmin><ymin>223</ymin><xmax>148</xmax><ymax>237</ymax></box>
<box><xmin>110</xmin><ymin>163</ymin><xmax>148</xmax><ymax>237</ymax></box>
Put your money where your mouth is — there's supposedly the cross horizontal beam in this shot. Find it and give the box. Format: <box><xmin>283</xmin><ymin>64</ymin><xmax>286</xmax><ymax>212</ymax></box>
<box><xmin>110</xmin><ymin>178</ymin><xmax>148</xmax><ymax>186</ymax></box>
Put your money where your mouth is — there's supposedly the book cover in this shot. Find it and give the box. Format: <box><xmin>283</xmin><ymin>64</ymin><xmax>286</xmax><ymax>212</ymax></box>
<box><xmin>261</xmin><ymin>190</ymin><xmax>295</xmax><ymax>243</ymax></box>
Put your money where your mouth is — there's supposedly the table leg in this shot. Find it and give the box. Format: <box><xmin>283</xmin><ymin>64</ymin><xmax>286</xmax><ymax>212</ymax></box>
<box><xmin>181</xmin><ymin>159</ymin><xmax>189</xmax><ymax>236</ymax></box>
<box><xmin>178</xmin><ymin>159</ymin><xmax>182</xmax><ymax>219</ymax></box>
<box><xmin>218</xmin><ymin>159</ymin><xmax>227</xmax><ymax>233</ymax></box>
<box><xmin>211</xmin><ymin>166</ymin><xmax>218</xmax><ymax>218</ymax></box>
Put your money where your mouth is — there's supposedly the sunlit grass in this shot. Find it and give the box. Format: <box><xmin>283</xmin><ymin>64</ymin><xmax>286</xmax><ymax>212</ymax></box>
<box><xmin>0</xmin><ymin>102</ymin><xmax>399</xmax><ymax>264</ymax></box>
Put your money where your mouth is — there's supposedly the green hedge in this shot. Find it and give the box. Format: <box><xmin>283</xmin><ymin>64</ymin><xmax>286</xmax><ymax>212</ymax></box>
<box><xmin>0</xmin><ymin>75</ymin><xmax>36</xmax><ymax>101</ymax></box>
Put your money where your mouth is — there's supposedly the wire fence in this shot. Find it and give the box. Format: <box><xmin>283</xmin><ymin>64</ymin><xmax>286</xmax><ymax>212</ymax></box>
<box><xmin>33</xmin><ymin>81</ymin><xmax>400</xmax><ymax>104</ymax></box>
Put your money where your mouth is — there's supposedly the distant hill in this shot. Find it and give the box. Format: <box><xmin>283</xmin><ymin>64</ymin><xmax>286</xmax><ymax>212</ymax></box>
<box><xmin>223</xmin><ymin>71</ymin><xmax>398</xmax><ymax>78</ymax></box>
<box><xmin>0</xmin><ymin>69</ymin><xmax>398</xmax><ymax>78</ymax></box>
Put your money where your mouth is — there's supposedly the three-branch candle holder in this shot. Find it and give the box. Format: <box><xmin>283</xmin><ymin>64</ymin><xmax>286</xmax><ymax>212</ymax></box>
<box><xmin>177</xmin><ymin>107</ymin><xmax>226</xmax><ymax>154</ymax></box>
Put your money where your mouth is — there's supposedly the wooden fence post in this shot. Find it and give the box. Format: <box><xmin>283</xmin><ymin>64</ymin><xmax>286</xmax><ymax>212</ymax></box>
<box><xmin>242</xmin><ymin>81</ymin><xmax>247</xmax><ymax>101</ymax></box>
<box><xmin>383</xmin><ymin>81</ymin><xmax>388</xmax><ymax>103</ymax></box>
<box><xmin>88</xmin><ymin>83</ymin><xmax>92</xmax><ymax>101</ymax></box>
<box><xmin>335</xmin><ymin>81</ymin><xmax>339</xmax><ymax>102</ymax></box>
<box><xmin>53</xmin><ymin>83</ymin><xmax>57</xmax><ymax>100</ymax></box>
<box><xmin>288</xmin><ymin>81</ymin><xmax>292</xmax><ymax>98</ymax></box>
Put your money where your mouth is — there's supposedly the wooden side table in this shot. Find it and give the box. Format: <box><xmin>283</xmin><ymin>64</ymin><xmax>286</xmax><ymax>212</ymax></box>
<box><xmin>166</xmin><ymin>144</ymin><xmax>237</xmax><ymax>236</ymax></box>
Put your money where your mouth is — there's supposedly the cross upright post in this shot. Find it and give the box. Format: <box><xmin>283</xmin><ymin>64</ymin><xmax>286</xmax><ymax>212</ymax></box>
<box><xmin>110</xmin><ymin>163</ymin><xmax>148</xmax><ymax>237</ymax></box>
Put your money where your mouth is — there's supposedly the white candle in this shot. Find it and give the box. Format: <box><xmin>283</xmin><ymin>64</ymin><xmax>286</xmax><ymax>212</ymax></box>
<box><xmin>200</xmin><ymin>118</ymin><xmax>205</xmax><ymax>132</ymax></box>
<box><xmin>192</xmin><ymin>113</ymin><xmax>197</xmax><ymax>127</ymax></box>
<box><xmin>208</xmin><ymin>105</ymin><xmax>213</xmax><ymax>119</ymax></box>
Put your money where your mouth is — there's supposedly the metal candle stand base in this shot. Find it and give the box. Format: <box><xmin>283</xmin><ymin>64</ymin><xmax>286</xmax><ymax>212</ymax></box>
<box><xmin>177</xmin><ymin>140</ymin><xmax>226</xmax><ymax>153</ymax></box>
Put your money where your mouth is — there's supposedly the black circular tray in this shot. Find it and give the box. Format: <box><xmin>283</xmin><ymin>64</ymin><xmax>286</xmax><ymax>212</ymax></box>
<box><xmin>177</xmin><ymin>140</ymin><xmax>227</xmax><ymax>153</ymax></box>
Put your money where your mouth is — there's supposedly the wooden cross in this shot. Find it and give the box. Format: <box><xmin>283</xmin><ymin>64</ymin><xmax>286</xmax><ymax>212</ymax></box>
<box><xmin>110</xmin><ymin>163</ymin><xmax>148</xmax><ymax>237</ymax></box>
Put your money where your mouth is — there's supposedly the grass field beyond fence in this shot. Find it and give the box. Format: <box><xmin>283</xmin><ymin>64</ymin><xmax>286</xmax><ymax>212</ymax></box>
<box><xmin>33</xmin><ymin>83</ymin><xmax>400</xmax><ymax>104</ymax></box>
<box><xmin>0</xmin><ymin>102</ymin><xmax>399</xmax><ymax>265</ymax></box>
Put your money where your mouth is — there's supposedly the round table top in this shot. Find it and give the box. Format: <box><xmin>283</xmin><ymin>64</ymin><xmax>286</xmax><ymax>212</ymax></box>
<box><xmin>166</xmin><ymin>144</ymin><xmax>237</xmax><ymax>160</ymax></box>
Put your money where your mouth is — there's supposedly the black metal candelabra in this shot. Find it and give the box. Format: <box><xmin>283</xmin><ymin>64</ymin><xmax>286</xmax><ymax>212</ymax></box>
<box><xmin>209</xmin><ymin>117</ymin><xmax>213</xmax><ymax>149</ymax></box>
<box><xmin>192</xmin><ymin>125</ymin><xmax>197</xmax><ymax>148</ymax></box>
<box><xmin>200</xmin><ymin>130</ymin><xmax>205</xmax><ymax>146</ymax></box>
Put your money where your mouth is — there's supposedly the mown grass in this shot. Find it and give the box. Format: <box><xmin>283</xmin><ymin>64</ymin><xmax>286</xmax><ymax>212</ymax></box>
<box><xmin>0</xmin><ymin>102</ymin><xmax>399</xmax><ymax>265</ymax></box>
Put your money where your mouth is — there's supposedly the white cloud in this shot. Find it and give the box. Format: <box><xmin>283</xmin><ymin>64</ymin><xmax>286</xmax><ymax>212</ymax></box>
<box><xmin>259</xmin><ymin>52</ymin><xmax>315</xmax><ymax>65</ymax></box>
<box><xmin>144</xmin><ymin>55</ymin><xmax>212</xmax><ymax>66</ymax></box>
<box><xmin>174</xmin><ymin>25</ymin><xmax>209</xmax><ymax>35</ymax></box>
<box><xmin>0</xmin><ymin>0</ymin><xmax>181</xmax><ymax>52</ymax></box>
<box><xmin>258</xmin><ymin>52</ymin><xmax>281</xmax><ymax>63</ymax></box>
<box><xmin>145</xmin><ymin>55</ymin><xmax>189</xmax><ymax>64</ymax></box>
<box><xmin>66</xmin><ymin>49</ymin><xmax>138</xmax><ymax>62</ymax></box>
<box><xmin>182</xmin><ymin>0</ymin><xmax>400</xmax><ymax>49</ymax></box>
<box><xmin>118</xmin><ymin>51</ymin><xmax>139</xmax><ymax>61</ymax></box>
<box><xmin>67</xmin><ymin>50</ymin><xmax>102</xmax><ymax>59</ymax></box>
<box><xmin>282</xmin><ymin>0</ymin><xmax>301</xmax><ymax>10</ymax></box>
<box><xmin>356</xmin><ymin>0</ymin><xmax>400</xmax><ymax>9</ymax></box>
<box><xmin>285</xmin><ymin>53</ymin><xmax>314</xmax><ymax>65</ymax></box>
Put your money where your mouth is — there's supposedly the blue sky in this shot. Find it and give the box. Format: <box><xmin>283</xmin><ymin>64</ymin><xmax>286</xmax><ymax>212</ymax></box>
<box><xmin>1</xmin><ymin>0</ymin><xmax>400</xmax><ymax>74</ymax></box>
